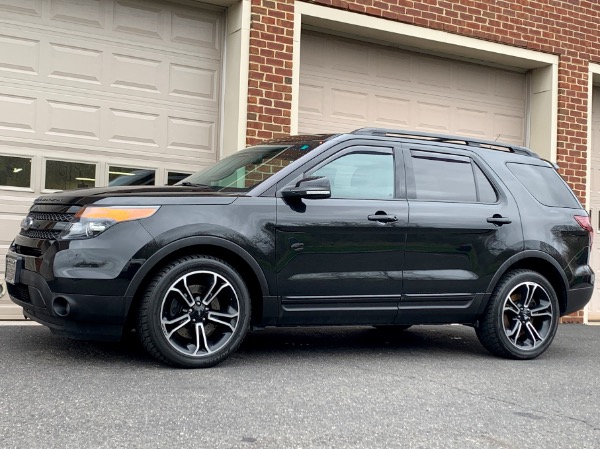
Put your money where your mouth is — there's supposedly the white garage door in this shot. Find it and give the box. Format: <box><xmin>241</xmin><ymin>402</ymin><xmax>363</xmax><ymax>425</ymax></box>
<box><xmin>299</xmin><ymin>32</ymin><xmax>527</xmax><ymax>145</ymax></box>
<box><xmin>589</xmin><ymin>87</ymin><xmax>600</xmax><ymax>322</ymax></box>
<box><xmin>0</xmin><ymin>0</ymin><xmax>224</xmax><ymax>318</ymax></box>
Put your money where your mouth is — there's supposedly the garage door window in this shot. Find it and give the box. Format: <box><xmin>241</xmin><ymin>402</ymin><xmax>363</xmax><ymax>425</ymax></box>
<box><xmin>167</xmin><ymin>171</ymin><xmax>192</xmax><ymax>185</ymax></box>
<box><xmin>0</xmin><ymin>155</ymin><xmax>31</xmax><ymax>188</ymax></box>
<box><xmin>109</xmin><ymin>166</ymin><xmax>156</xmax><ymax>186</ymax></box>
<box><xmin>45</xmin><ymin>160</ymin><xmax>96</xmax><ymax>190</ymax></box>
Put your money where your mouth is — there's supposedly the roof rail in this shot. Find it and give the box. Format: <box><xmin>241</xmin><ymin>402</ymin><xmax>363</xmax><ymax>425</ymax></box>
<box><xmin>352</xmin><ymin>128</ymin><xmax>538</xmax><ymax>158</ymax></box>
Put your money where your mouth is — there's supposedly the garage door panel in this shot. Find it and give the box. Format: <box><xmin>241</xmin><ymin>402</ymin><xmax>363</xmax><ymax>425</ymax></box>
<box><xmin>51</xmin><ymin>0</ymin><xmax>106</xmax><ymax>29</ymax></box>
<box><xmin>1</xmin><ymin>0</ymin><xmax>222</xmax><ymax>58</ymax></box>
<box><xmin>492</xmin><ymin>112</ymin><xmax>526</xmax><ymax>145</ymax></box>
<box><xmin>0</xmin><ymin>0</ymin><xmax>43</xmax><ymax>17</ymax></box>
<box><xmin>166</xmin><ymin>117</ymin><xmax>215</xmax><ymax>156</ymax></box>
<box><xmin>0</xmin><ymin>0</ymin><xmax>224</xmax><ymax>319</ymax></box>
<box><xmin>49</xmin><ymin>42</ymin><xmax>104</xmax><ymax>85</ymax></box>
<box><xmin>416</xmin><ymin>102</ymin><xmax>452</xmax><ymax>132</ymax></box>
<box><xmin>590</xmin><ymin>87</ymin><xmax>600</xmax><ymax>321</ymax></box>
<box><xmin>0</xmin><ymin>33</ymin><xmax>40</xmax><ymax>76</ymax></box>
<box><xmin>375</xmin><ymin>49</ymin><xmax>412</xmax><ymax>82</ymax></box>
<box><xmin>112</xmin><ymin>0</ymin><xmax>165</xmax><ymax>40</ymax></box>
<box><xmin>0</xmin><ymin>26</ymin><xmax>221</xmax><ymax>110</ymax></box>
<box><xmin>300</xmin><ymin>32</ymin><xmax>526</xmax><ymax>144</ymax></box>
<box><xmin>373</xmin><ymin>95</ymin><xmax>411</xmax><ymax>127</ymax></box>
<box><xmin>0</xmin><ymin>93</ymin><xmax>37</xmax><ymax>134</ymax></box>
<box><xmin>0</xmin><ymin>82</ymin><xmax>219</xmax><ymax>158</ymax></box>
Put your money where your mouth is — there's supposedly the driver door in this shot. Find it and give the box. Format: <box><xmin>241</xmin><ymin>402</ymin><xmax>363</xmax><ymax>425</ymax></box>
<box><xmin>275</xmin><ymin>145</ymin><xmax>407</xmax><ymax>325</ymax></box>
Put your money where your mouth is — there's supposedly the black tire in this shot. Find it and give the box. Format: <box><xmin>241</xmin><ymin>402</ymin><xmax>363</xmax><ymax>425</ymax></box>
<box><xmin>476</xmin><ymin>269</ymin><xmax>559</xmax><ymax>360</ymax></box>
<box><xmin>373</xmin><ymin>325</ymin><xmax>412</xmax><ymax>332</ymax></box>
<box><xmin>137</xmin><ymin>255</ymin><xmax>251</xmax><ymax>368</ymax></box>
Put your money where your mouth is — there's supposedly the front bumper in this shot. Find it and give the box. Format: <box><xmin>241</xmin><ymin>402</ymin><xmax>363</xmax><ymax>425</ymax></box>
<box><xmin>7</xmin><ymin>264</ymin><xmax>131</xmax><ymax>341</ymax></box>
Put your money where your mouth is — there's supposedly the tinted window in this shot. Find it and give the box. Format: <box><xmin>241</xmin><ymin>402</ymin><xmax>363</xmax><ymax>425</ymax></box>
<box><xmin>412</xmin><ymin>155</ymin><xmax>476</xmax><ymax>202</ymax></box>
<box><xmin>507</xmin><ymin>163</ymin><xmax>581</xmax><ymax>208</ymax></box>
<box><xmin>313</xmin><ymin>152</ymin><xmax>394</xmax><ymax>199</ymax></box>
<box><xmin>474</xmin><ymin>164</ymin><xmax>498</xmax><ymax>203</ymax></box>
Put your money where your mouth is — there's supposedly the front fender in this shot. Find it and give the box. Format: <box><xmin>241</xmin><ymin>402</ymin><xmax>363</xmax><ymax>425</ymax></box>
<box><xmin>124</xmin><ymin>235</ymin><xmax>271</xmax><ymax>299</ymax></box>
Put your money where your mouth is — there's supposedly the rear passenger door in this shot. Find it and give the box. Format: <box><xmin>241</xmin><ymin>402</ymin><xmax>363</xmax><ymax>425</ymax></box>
<box><xmin>400</xmin><ymin>145</ymin><xmax>523</xmax><ymax>323</ymax></box>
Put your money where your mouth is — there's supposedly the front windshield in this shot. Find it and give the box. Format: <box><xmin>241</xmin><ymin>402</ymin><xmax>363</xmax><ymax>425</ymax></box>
<box><xmin>177</xmin><ymin>139</ymin><xmax>325</xmax><ymax>192</ymax></box>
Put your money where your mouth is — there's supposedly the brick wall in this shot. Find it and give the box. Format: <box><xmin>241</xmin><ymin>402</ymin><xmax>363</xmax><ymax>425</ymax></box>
<box><xmin>247</xmin><ymin>0</ymin><xmax>294</xmax><ymax>144</ymax></box>
<box><xmin>247</xmin><ymin>0</ymin><xmax>600</xmax><ymax>322</ymax></box>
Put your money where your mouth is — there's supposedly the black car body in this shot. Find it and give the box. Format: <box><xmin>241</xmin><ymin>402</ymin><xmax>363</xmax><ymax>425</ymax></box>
<box><xmin>6</xmin><ymin>128</ymin><xmax>594</xmax><ymax>367</ymax></box>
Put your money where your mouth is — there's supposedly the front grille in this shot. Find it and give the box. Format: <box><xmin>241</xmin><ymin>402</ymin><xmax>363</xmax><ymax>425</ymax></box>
<box><xmin>7</xmin><ymin>283</ymin><xmax>31</xmax><ymax>303</ymax></box>
<box><xmin>18</xmin><ymin>204</ymin><xmax>78</xmax><ymax>243</ymax></box>
<box><xmin>29</xmin><ymin>212</ymin><xmax>74</xmax><ymax>222</ymax></box>
<box><xmin>20</xmin><ymin>229</ymin><xmax>62</xmax><ymax>240</ymax></box>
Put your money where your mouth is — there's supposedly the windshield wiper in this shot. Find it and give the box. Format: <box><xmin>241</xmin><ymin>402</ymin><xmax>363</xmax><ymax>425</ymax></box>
<box><xmin>177</xmin><ymin>182</ymin><xmax>212</xmax><ymax>188</ymax></box>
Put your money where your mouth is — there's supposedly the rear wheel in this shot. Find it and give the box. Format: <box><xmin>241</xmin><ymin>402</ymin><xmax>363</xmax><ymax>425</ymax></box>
<box><xmin>476</xmin><ymin>269</ymin><xmax>559</xmax><ymax>359</ymax></box>
<box><xmin>138</xmin><ymin>255</ymin><xmax>251</xmax><ymax>368</ymax></box>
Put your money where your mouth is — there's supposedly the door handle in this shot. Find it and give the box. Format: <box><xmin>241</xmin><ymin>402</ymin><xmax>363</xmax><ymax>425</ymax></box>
<box><xmin>368</xmin><ymin>214</ymin><xmax>398</xmax><ymax>223</ymax></box>
<box><xmin>487</xmin><ymin>214</ymin><xmax>512</xmax><ymax>226</ymax></box>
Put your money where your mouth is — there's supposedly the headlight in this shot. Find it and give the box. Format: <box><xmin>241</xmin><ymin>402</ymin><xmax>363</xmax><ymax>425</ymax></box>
<box><xmin>59</xmin><ymin>206</ymin><xmax>160</xmax><ymax>240</ymax></box>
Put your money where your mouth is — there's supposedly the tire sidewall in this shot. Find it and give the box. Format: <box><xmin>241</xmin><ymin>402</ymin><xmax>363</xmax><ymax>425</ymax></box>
<box><xmin>145</xmin><ymin>257</ymin><xmax>251</xmax><ymax>368</ymax></box>
<box><xmin>492</xmin><ymin>271</ymin><xmax>559</xmax><ymax>359</ymax></box>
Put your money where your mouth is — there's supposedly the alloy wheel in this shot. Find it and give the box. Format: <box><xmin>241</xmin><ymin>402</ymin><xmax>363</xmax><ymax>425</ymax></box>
<box><xmin>501</xmin><ymin>281</ymin><xmax>553</xmax><ymax>351</ymax></box>
<box><xmin>160</xmin><ymin>270</ymin><xmax>240</xmax><ymax>357</ymax></box>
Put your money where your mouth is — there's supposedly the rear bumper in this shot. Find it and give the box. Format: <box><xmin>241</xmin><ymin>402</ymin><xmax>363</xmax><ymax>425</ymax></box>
<box><xmin>7</xmin><ymin>267</ymin><xmax>130</xmax><ymax>341</ymax></box>
<box><xmin>564</xmin><ymin>284</ymin><xmax>594</xmax><ymax>316</ymax></box>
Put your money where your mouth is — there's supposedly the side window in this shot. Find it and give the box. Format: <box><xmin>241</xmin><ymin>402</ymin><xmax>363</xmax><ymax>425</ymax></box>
<box><xmin>410</xmin><ymin>151</ymin><xmax>497</xmax><ymax>203</ymax></box>
<box><xmin>312</xmin><ymin>152</ymin><xmax>394</xmax><ymax>200</ymax></box>
<box><xmin>507</xmin><ymin>162</ymin><xmax>581</xmax><ymax>208</ymax></box>
<box><xmin>474</xmin><ymin>164</ymin><xmax>498</xmax><ymax>203</ymax></box>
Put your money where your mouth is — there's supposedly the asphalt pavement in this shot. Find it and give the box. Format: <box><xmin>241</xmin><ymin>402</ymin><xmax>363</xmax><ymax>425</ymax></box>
<box><xmin>0</xmin><ymin>323</ymin><xmax>599</xmax><ymax>449</ymax></box>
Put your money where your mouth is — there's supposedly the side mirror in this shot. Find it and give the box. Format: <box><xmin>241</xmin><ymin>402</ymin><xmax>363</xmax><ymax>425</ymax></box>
<box><xmin>281</xmin><ymin>176</ymin><xmax>331</xmax><ymax>200</ymax></box>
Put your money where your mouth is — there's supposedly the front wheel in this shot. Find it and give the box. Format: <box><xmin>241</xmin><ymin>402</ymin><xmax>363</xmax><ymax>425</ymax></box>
<box><xmin>137</xmin><ymin>255</ymin><xmax>251</xmax><ymax>368</ymax></box>
<box><xmin>476</xmin><ymin>269</ymin><xmax>559</xmax><ymax>360</ymax></box>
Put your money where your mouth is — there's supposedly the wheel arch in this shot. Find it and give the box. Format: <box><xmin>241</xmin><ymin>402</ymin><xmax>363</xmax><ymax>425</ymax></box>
<box><xmin>124</xmin><ymin>236</ymin><xmax>273</xmax><ymax>331</ymax></box>
<box><xmin>485</xmin><ymin>251</ymin><xmax>569</xmax><ymax>315</ymax></box>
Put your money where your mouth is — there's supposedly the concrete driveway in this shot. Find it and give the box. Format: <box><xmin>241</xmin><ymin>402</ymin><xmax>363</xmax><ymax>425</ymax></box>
<box><xmin>0</xmin><ymin>323</ymin><xmax>598</xmax><ymax>448</ymax></box>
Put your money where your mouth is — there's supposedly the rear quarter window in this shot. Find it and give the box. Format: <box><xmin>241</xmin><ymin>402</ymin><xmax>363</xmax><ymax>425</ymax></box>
<box><xmin>507</xmin><ymin>162</ymin><xmax>581</xmax><ymax>208</ymax></box>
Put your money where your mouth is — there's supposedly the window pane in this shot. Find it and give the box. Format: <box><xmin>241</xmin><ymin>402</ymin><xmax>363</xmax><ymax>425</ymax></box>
<box><xmin>313</xmin><ymin>152</ymin><xmax>394</xmax><ymax>199</ymax></box>
<box><xmin>45</xmin><ymin>160</ymin><xmax>95</xmax><ymax>190</ymax></box>
<box><xmin>109</xmin><ymin>166</ymin><xmax>155</xmax><ymax>186</ymax></box>
<box><xmin>412</xmin><ymin>156</ymin><xmax>476</xmax><ymax>202</ymax></box>
<box><xmin>182</xmin><ymin>141</ymin><xmax>323</xmax><ymax>192</ymax></box>
<box><xmin>507</xmin><ymin>162</ymin><xmax>581</xmax><ymax>208</ymax></box>
<box><xmin>474</xmin><ymin>164</ymin><xmax>498</xmax><ymax>203</ymax></box>
<box><xmin>167</xmin><ymin>171</ymin><xmax>192</xmax><ymax>186</ymax></box>
<box><xmin>0</xmin><ymin>155</ymin><xmax>31</xmax><ymax>188</ymax></box>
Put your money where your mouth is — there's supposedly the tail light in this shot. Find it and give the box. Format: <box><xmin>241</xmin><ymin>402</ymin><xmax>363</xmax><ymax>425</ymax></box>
<box><xmin>574</xmin><ymin>215</ymin><xmax>593</xmax><ymax>248</ymax></box>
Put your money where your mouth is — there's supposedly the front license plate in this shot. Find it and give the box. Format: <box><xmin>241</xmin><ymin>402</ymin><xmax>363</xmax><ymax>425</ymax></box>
<box><xmin>5</xmin><ymin>256</ymin><xmax>20</xmax><ymax>285</ymax></box>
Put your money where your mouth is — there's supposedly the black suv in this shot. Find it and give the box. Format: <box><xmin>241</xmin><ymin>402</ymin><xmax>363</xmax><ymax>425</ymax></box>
<box><xmin>5</xmin><ymin>128</ymin><xmax>594</xmax><ymax>367</ymax></box>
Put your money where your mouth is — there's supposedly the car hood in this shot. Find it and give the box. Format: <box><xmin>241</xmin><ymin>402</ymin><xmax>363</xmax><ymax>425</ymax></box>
<box><xmin>33</xmin><ymin>186</ymin><xmax>243</xmax><ymax>207</ymax></box>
